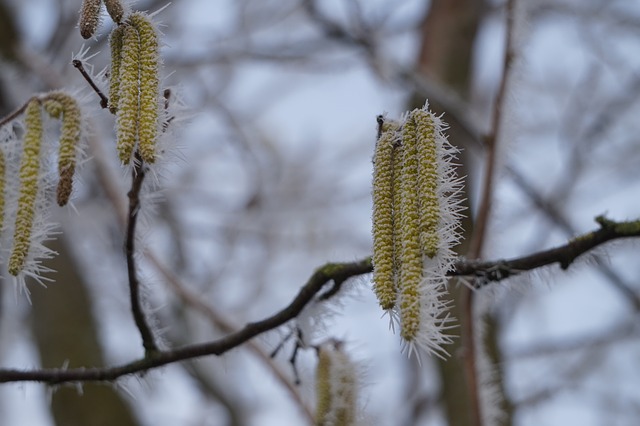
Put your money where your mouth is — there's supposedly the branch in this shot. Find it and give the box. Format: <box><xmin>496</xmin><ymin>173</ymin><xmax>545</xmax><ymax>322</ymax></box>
<box><xmin>126</xmin><ymin>153</ymin><xmax>158</xmax><ymax>354</ymax></box>
<box><xmin>0</xmin><ymin>217</ymin><xmax>637</xmax><ymax>384</ymax></box>
<box><xmin>0</xmin><ymin>97</ymin><xmax>32</xmax><ymax>128</ymax></box>
<box><xmin>72</xmin><ymin>58</ymin><xmax>159</xmax><ymax>353</ymax></box>
<box><xmin>469</xmin><ymin>0</ymin><xmax>517</xmax><ymax>258</ymax></box>
<box><xmin>0</xmin><ymin>258</ymin><xmax>372</xmax><ymax>384</ymax></box>
<box><xmin>454</xmin><ymin>216</ymin><xmax>640</xmax><ymax>291</ymax></box>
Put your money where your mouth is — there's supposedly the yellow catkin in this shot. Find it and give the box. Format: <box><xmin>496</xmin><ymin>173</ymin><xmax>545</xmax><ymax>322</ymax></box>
<box><xmin>315</xmin><ymin>344</ymin><xmax>357</xmax><ymax>426</ymax></box>
<box><xmin>79</xmin><ymin>0</ymin><xmax>102</xmax><ymax>39</ymax></box>
<box><xmin>413</xmin><ymin>109</ymin><xmax>440</xmax><ymax>258</ymax></box>
<box><xmin>397</xmin><ymin>115</ymin><xmax>423</xmax><ymax>343</ymax></box>
<box><xmin>104</xmin><ymin>0</ymin><xmax>125</xmax><ymax>23</ymax></box>
<box><xmin>43</xmin><ymin>92</ymin><xmax>82</xmax><ymax>206</ymax></box>
<box><xmin>108</xmin><ymin>25</ymin><xmax>126</xmax><ymax>114</ymax></box>
<box><xmin>372</xmin><ymin>119</ymin><xmax>399</xmax><ymax>310</ymax></box>
<box><xmin>116</xmin><ymin>24</ymin><xmax>141</xmax><ymax>164</ymax></box>
<box><xmin>9</xmin><ymin>100</ymin><xmax>43</xmax><ymax>276</ymax></box>
<box><xmin>127</xmin><ymin>12</ymin><xmax>160</xmax><ymax>164</ymax></box>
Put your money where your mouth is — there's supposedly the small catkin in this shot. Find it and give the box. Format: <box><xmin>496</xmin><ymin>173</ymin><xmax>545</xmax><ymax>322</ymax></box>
<box><xmin>43</xmin><ymin>92</ymin><xmax>82</xmax><ymax>206</ymax></box>
<box><xmin>79</xmin><ymin>0</ymin><xmax>102</xmax><ymax>39</ymax></box>
<box><xmin>315</xmin><ymin>343</ymin><xmax>357</xmax><ymax>426</ymax></box>
<box><xmin>9</xmin><ymin>99</ymin><xmax>43</xmax><ymax>276</ymax></box>
<box><xmin>372</xmin><ymin>118</ymin><xmax>399</xmax><ymax>311</ymax></box>
<box><xmin>108</xmin><ymin>25</ymin><xmax>126</xmax><ymax>114</ymax></box>
<box><xmin>127</xmin><ymin>12</ymin><xmax>160</xmax><ymax>164</ymax></box>
<box><xmin>116</xmin><ymin>23</ymin><xmax>141</xmax><ymax>164</ymax></box>
<box><xmin>397</xmin><ymin>115</ymin><xmax>423</xmax><ymax>344</ymax></box>
<box><xmin>104</xmin><ymin>0</ymin><xmax>125</xmax><ymax>23</ymax></box>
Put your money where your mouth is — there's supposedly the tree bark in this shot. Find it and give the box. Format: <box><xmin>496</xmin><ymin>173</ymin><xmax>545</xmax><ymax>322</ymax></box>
<box><xmin>411</xmin><ymin>1</ymin><xmax>487</xmax><ymax>425</ymax></box>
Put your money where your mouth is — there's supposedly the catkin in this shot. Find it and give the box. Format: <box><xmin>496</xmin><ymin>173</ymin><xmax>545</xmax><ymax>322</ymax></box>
<box><xmin>116</xmin><ymin>24</ymin><xmax>141</xmax><ymax>164</ymax></box>
<box><xmin>79</xmin><ymin>0</ymin><xmax>102</xmax><ymax>39</ymax></box>
<box><xmin>114</xmin><ymin>13</ymin><xmax>160</xmax><ymax>164</ymax></box>
<box><xmin>414</xmin><ymin>110</ymin><xmax>441</xmax><ymax>258</ymax></box>
<box><xmin>9</xmin><ymin>99</ymin><xmax>43</xmax><ymax>276</ymax></box>
<box><xmin>315</xmin><ymin>343</ymin><xmax>357</xmax><ymax>426</ymax></box>
<box><xmin>128</xmin><ymin>12</ymin><xmax>160</xmax><ymax>164</ymax></box>
<box><xmin>43</xmin><ymin>92</ymin><xmax>82</xmax><ymax>206</ymax></box>
<box><xmin>372</xmin><ymin>118</ymin><xmax>399</xmax><ymax>311</ymax></box>
<box><xmin>108</xmin><ymin>25</ymin><xmax>126</xmax><ymax>114</ymax></box>
<box><xmin>397</xmin><ymin>115</ymin><xmax>423</xmax><ymax>343</ymax></box>
<box><xmin>104</xmin><ymin>0</ymin><xmax>125</xmax><ymax>23</ymax></box>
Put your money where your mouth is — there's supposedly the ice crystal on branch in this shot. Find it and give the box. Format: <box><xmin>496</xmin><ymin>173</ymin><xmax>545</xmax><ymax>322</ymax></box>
<box><xmin>371</xmin><ymin>103</ymin><xmax>464</xmax><ymax>357</ymax></box>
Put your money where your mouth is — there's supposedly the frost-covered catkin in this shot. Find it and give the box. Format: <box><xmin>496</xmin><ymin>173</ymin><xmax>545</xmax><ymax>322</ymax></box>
<box><xmin>372</xmin><ymin>118</ymin><xmax>399</xmax><ymax>311</ymax></box>
<box><xmin>397</xmin><ymin>115</ymin><xmax>424</xmax><ymax>346</ymax></box>
<box><xmin>43</xmin><ymin>92</ymin><xmax>82</xmax><ymax>206</ymax></box>
<box><xmin>116</xmin><ymin>24</ymin><xmax>141</xmax><ymax>164</ymax></box>
<box><xmin>78</xmin><ymin>0</ymin><xmax>102</xmax><ymax>39</ymax></box>
<box><xmin>113</xmin><ymin>12</ymin><xmax>161</xmax><ymax>164</ymax></box>
<box><xmin>9</xmin><ymin>99</ymin><xmax>43</xmax><ymax>276</ymax></box>
<box><xmin>315</xmin><ymin>342</ymin><xmax>358</xmax><ymax>426</ymax></box>
<box><xmin>371</xmin><ymin>103</ymin><xmax>463</xmax><ymax>358</ymax></box>
<box><xmin>128</xmin><ymin>12</ymin><xmax>160</xmax><ymax>164</ymax></box>
<box><xmin>414</xmin><ymin>111</ymin><xmax>440</xmax><ymax>258</ymax></box>
<box><xmin>108</xmin><ymin>25</ymin><xmax>125</xmax><ymax>114</ymax></box>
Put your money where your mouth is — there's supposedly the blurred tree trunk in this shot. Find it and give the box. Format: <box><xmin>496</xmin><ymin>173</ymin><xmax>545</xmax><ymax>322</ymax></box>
<box><xmin>30</xmin><ymin>237</ymin><xmax>140</xmax><ymax>426</ymax></box>
<box><xmin>0</xmin><ymin>0</ymin><xmax>18</xmax><ymax>114</ymax></box>
<box><xmin>409</xmin><ymin>1</ymin><xmax>494</xmax><ymax>425</ymax></box>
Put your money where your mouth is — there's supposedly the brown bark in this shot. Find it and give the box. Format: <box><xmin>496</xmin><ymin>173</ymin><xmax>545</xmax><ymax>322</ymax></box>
<box><xmin>412</xmin><ymin>1</ymin><xmax>485</xmax><ymax>425</ymax></box>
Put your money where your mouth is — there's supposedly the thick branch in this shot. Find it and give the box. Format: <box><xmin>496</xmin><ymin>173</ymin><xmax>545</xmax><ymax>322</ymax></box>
<box><xmin>455</xmin><ymin>216</ymin><xmax>640</xmax><ymax>288</ymax></box>
<box><xmin>0</xmin><ymin>216</ymin><xmax>638</xmax><ymax>384</ymax></box>
<box><xmin>0</xmin><ymin>258</ymin><xmax>372</xmax><ymax>384</ymax></box>
<box><xmin>0</xmin><ymin>217</ymin><xmax>637</xmax><ymax>385</ymax></box>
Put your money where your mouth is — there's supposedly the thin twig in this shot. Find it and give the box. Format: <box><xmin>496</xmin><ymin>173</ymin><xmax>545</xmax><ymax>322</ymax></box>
<box><xmin>0</xmin><ymin>98</ymin><xmax>32</xmax><ymax>128</ymax></box>
<box><xmin>463</xmin><ymin>3</ymin><xmax>518</xmax><ymax>425</ymax></box>
<box><xmin>72</xmin><ymin>59</ymin><xmax>109</xmax><ymax>109</ymax></box>
<box><xmin>126</xmin><ymin>153</ymin><xmax>158</xmax><ymax>354</ymax></box>
<box><xmin>470</xmin><ymin>0</ymin><xmax>517</xmax><ymax>258</ymax></box>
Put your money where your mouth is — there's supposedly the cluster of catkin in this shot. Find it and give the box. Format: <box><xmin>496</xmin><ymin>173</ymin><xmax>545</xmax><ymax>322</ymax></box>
<box><xmin>372</xmin><ymin>104</ymin><xmax>464</xmax><ymax>357</ymax></box>
<box><xmin>1</xmin><ymin>93</ymin><xmax>83</xmax><ymax>284</ymax></box>
<box><xmin>80</xmin><ymin>0</ymin><xmax>161</xmax><ymax>164</ymax></box>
